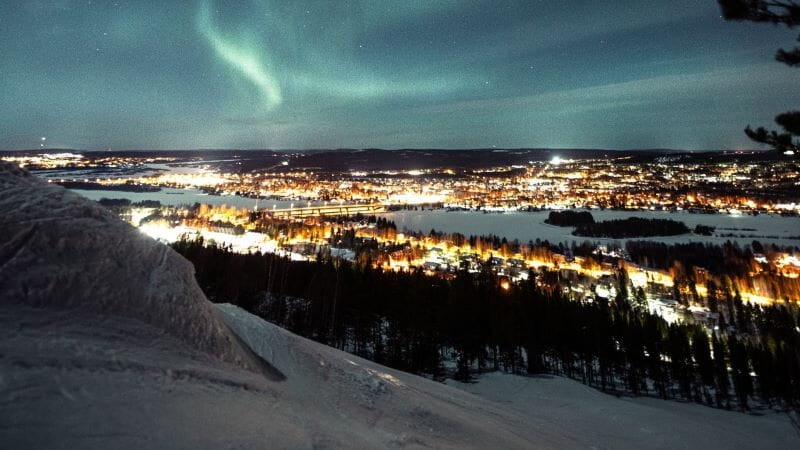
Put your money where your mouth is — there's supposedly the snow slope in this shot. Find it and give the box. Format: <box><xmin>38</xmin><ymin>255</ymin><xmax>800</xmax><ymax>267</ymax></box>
<box><xmin>222</xmin><ymin>305</ymin><xmax>799</xmax><ymax>449</ymax></box>
<box><xmin>0</xmin><ymin>162</ymin><xmax>272</xmax><ymax>375</ymax></box>
<box><xmin>3</xmin><ymin>302</ymin><xmax>795</xmax><ymax>449</ymax></box>
<box><xmin>447</xmin><ymin>372</ymin><xmax>800</xmax><ymax>449</ymax></box>
<box><xmin>1</xmin><ymin>163</ymin><xmax>798</xmax><ymax>449</ymax></box>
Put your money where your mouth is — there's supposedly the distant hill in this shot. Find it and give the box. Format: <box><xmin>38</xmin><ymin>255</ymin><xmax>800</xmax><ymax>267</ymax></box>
<box><xmin>4</xmin><ymin>148</ymin><xmax>782</xmax><ymax>173</ymax></box>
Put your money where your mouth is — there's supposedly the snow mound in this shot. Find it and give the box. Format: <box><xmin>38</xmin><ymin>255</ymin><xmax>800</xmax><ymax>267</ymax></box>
<box><xmin>0</xmin><ymin>162</ymin><xmax>275</xmax><ymax>376</ymax></box>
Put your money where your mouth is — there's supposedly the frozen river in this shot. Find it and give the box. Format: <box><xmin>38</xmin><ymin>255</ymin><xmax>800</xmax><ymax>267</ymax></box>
<box><xmin>71</xmin><ymin>188</ymin><xmax>319</xmax><ymax>210</ymax></box>
<box><xmin>380</xmin><ymin>209</ymin><xmax>800</xmax><ymax>247</ymax></box>
<box><xmin>67</xmin><ymin>183</ymin><xmax>800</xmax><ymax>248</ymax></box>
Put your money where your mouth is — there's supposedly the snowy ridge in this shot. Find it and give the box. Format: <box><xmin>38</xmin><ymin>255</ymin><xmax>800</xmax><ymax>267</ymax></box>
<box><xmin>0</xmin><ymin>162</ymin><xmax>271</xmax><ymax>375</ymax></box>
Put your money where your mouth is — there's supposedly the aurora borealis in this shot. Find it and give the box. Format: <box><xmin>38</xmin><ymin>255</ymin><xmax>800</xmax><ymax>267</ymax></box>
<box><xmin>2</xmin><ymin>0</ymin><xmax>799</xmax><ymax>150</ymax></box>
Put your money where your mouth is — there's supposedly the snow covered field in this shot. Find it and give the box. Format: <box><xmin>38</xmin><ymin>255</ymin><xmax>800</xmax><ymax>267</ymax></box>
<box><xmin>71</xmin><ymin>187</ymin><xmax>313</xmax><ymax>210</ymax></box>
<box><xmin>383</xmin><ymin>209</ymin><xmax>800</xmax><ymax>247</ymax></box>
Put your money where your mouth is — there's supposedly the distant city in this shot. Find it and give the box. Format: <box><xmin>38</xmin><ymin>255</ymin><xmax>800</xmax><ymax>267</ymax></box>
<box><xmin>5</xmin><ymin>148</ymin><xmax>798</xmax><ymax>326</ymax></box>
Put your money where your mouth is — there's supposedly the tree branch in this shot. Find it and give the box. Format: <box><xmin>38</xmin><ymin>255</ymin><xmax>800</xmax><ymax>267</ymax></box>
<box><xmin>719</xmin><ymin>0</ymin><xmax>800</xmax><ymax>27</ymax></box>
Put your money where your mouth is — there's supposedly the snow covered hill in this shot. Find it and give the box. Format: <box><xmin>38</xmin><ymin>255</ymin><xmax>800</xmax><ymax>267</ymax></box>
<box><xmin>0</xmin><ymin>162</ymin><xmax>272</xmax><ymax>376</ymax></box>
<box><xmin>1</xmin><ymin>162</ymin><xmax>798</xmax><ymax>449</ymax></box>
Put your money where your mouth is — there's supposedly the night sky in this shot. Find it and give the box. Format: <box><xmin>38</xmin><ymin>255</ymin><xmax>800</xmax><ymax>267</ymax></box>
<box><xmin>2</xmin><ymin>1</ymin><xmax>798</xmax><ymax>150</ymax></box>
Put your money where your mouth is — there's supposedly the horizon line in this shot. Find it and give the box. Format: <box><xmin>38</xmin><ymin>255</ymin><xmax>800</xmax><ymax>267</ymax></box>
<box><xmin>0</xmin><ymin>147</ymin><xmax>768</xmax><ymax>154</ymax></box>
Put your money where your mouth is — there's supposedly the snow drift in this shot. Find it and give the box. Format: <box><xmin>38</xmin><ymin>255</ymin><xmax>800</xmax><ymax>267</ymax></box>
<box><xmin>0</xmin><ymin>162</ymin><xmax>276</xmax><ymax>376</ymax></box>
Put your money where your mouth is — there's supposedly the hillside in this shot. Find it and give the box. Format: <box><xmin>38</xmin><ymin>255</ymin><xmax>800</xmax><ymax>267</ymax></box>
<box><xmin>1</xmin><ymin>162</ymin><xmax>798</xmax><ymax>449</ymax></box>
<box><xmin>0</xmin><ymin>162</ymin><xmax>272</xmax><ymax>376</ymax></box>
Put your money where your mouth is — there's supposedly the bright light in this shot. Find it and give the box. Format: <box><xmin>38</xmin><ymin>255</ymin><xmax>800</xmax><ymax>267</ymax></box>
<box><xmin>388</xmin><ymin>193</ymin><xmax>446</xmax><ymax>204</ymax></box>
<box><xmin>551</xmin><ymin>156</ymin><xmax>562</xmax><ymax>165</ymax></box>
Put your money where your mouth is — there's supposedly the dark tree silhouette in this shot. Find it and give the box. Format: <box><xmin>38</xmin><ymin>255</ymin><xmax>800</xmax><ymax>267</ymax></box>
<box><xmin>719</xmin><ymin>0</ymin><xmax>800</xmax><ymax>153</ymax></box>
<box><xmin>172</xmin><ymin>237</ymin><xmax>800</xmax><ymax>409</ymax></box>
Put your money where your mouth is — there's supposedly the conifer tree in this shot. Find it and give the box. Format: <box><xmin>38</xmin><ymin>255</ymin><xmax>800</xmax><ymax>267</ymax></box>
<box><xmin>719</xmin><ymin>0</ymin><xmax>800</xmax><ymax>154</ymax></box>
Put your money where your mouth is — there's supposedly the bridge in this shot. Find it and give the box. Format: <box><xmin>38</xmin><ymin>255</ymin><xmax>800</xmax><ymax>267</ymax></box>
<box><xmin>264</xmin><ymin>203</ymin><xmax>386</xmax><ymax>218</ymax></box>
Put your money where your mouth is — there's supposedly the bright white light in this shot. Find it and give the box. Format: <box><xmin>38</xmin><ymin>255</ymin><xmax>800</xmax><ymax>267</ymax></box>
<box><xmin>389</xmin><ymin>193</ymin><xmax>446</xmax><ymax>204</ymax></box>
<box><xmin>551</xmin><ymin>156</ymin><xmax>562</xmax><ymax>165</ymax></box>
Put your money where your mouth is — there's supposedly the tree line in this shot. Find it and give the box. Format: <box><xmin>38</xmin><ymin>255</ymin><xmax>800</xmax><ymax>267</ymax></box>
<box><xmin>173</xmin><ymin>236</ymin><xmax>800</xmax><ymax>411</ymax></box>
<box><xmin>573</xmin><ymin>217</ymin><xmax>690</xmax><ymax>238</ymax></box>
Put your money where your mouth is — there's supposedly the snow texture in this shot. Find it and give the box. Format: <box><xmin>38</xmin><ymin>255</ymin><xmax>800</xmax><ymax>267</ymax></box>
<box><xmin>0</xmin><ymin>162</ymin><xmax>275</xmax><ymax>375</ymax></box>
<box><xmin>1</xmin><ymin>162</ymin><xmax>798</xmax><ymax>449</ymax></box>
